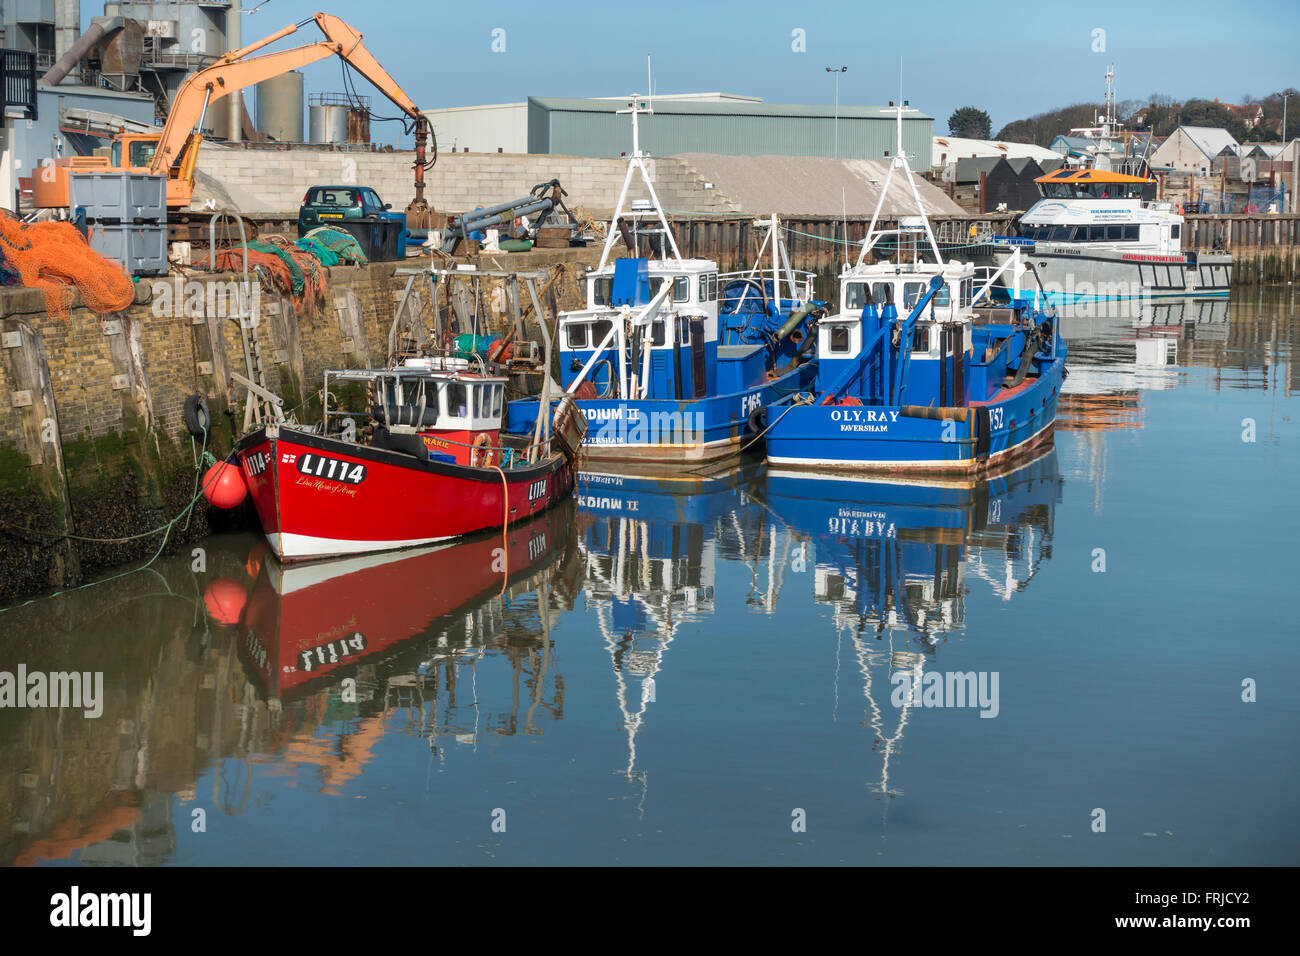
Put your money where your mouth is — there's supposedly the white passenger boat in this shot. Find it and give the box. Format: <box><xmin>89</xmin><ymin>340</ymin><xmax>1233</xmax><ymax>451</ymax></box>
<box><xmin>988</xmin><ymin>167</ymin><xmax>1233</xmax><ymax>302</ymax></box>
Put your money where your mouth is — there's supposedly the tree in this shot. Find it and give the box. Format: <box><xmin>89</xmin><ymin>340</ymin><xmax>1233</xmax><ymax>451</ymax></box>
<box><xmin>949</xmin><ymin>106</ymin><xmax>992</xmax><ymax>140</ymax></box>
<box><xmin>1177</xmin><ymin>100</ymin><xmax>1247</xmax><ymax>140</ymax></box>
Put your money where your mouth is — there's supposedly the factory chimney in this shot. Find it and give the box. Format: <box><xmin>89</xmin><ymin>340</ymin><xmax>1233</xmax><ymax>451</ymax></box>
<box><xmin>55</xmin><ymin>0</ymin><xmax>81</xmax><ymax>76</ymax></box>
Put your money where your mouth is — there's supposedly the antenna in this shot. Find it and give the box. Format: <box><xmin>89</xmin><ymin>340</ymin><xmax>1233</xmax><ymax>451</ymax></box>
<box><xmin>647</xmin><ymin>55</ymin><xmax>653</xmax><ymax>112</ymax></box>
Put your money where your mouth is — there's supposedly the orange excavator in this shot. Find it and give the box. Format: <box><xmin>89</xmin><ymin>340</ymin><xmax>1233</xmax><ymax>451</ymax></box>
<box><xmin>34</xmin><ymin>13</ymin><xmax>435</xmax><ymax>228</ymax></box>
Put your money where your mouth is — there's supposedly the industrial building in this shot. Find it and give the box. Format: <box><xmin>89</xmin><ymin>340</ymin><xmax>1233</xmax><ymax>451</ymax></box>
<box><xmin>425</xmin><ymin>94</ymin><xmax>932</xmax><ymax>162</ymax></box>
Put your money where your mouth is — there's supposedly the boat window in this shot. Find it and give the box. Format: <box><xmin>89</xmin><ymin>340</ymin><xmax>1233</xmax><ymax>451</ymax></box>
<box><xmin>1107</xmin><ymin>225</ymin><xmax>1122</xmax><ymax>241</ymax></box>
<box><xmin>565</xmin><ymin>322</ymin><xmax>588</xmax><ymax>349</ymax></box>
<box><xmin>591</xmin><ymin>276</ymin><xmax>612</xmax><ymax>305</ymax></box>
<box><xmin>446</xmin><ymin>382</ymin><xmax>468</xmax><ymax>418</ymax></box>
<box><xmin>1124</xmin><ymin>224</ymin><xmax>1139</xmax><ymax>240</ymax></box>
<box><xmin>709</xmin><ymin>274</ymin><xmax>717</xmax><ymax>300</ymax></box>
<box><xmin>961</xmin><ymin>279</ymin><xmax>973</xmax><ymax>307</ymax></box>
<box><xmin>592</xmin><ymin>319</ymin><xmax>613</xmax><ymax>347</ymax></box>
<box><xmin>673</xmin><ymin>276</ymin><xmax>690</xmax><ymax>302</ymax></box>
<box><xmin>844</xmin><ymin>282</ymin><xmax>870</xmax><ymax>310</ymax></box>
<box><xmin>492</xmin><ymin>385</ymin><xmax>503</xmax><ymax>417</ymax></box>
<box><xmin>651</xmin><ymin>319</ymin><xmax>667</xmax><ymax>346</ymax></box>
<box><xmin>932</xmin><ymin>284</ymin><xmax>951</xmax><ymax>307</ymax></box>
<box><xmin>829</xmin><ymin>326</ymin><xmax>850</xmax><ymax>353</ymax></box>
<box><xmin>912</xmin><ymin>326</ymin><xmax>931</xmax><ymax>354</ymax></box>
<box><xmin>1050</xmin><ymin>226</ymin><xmax>1073</xmax><ymax>242</ymax></box>
<box><xmin>902</xmin><ymin>282</ymin><xmax>927</xmax><ymax>309</ymax></box>
<box><xmin>1171</xmin><ymin>224</ymin><xmax>1181</xmax><ymax>240</ymax></box>
<box><xmin>472</xmin><ymin>385</ymin><xmax>484</xmax><ymax>418</ymax></box>
<box><xmin>699</xmin><ymin>274</ymin><xmax>709</xmax><ymax>301</ymax></box>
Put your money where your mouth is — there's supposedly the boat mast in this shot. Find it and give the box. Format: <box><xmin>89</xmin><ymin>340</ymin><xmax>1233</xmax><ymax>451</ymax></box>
<box><xmin>856</xmin><ymin>84</ymin><xmax>944</xmax><ymax>267</ymax></box>
<box><xmin>598</xmin><ymin>94</ymin><xmax>684</xmax><ymax>269</ymax></box>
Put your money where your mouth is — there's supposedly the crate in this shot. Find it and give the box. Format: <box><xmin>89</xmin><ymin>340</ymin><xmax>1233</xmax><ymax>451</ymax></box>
<box><xmin>88</xmin><ymin>223</ymin><xmax>167</xmax><ymax>276</ymax></box>
<box><xmin>70</xmin><ymin>171</ymin><xmax>167</xmax><ymax>224</ymax></box>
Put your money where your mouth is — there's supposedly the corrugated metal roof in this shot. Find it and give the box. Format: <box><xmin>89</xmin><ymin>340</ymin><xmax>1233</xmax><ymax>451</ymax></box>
<box><xmin>529</xmin><ymin>97</ymin><xmax>931</xmax><ymax>120</ymax></box>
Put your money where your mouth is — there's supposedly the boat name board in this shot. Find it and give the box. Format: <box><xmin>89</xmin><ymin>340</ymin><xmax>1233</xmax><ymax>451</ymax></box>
<box><xmin>300</xmin><ymin>632</ymin><xmax>368</xmax><ymax>673</ymax></box>
<box><xmin>1121</xmin><ymin>253</ymin><xmax>1188</xmax><ymax>264</ymax></box>
<box><xmin>830</xmin><ymin>408</ymin><xmax>900</xmax><ymax>433</ymax></box>
<box><xmin>243</xmin><ymin>450</ymin><xmax>271</xmax><ymax>478</ymax></box>
<box><xmin>290</xmin><ymin>452</ymin><xmax>368</xmax><ymax>485</ymax></box>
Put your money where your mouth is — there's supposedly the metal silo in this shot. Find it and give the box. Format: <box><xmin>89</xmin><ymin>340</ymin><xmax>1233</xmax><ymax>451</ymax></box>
<box><xmin>256</xmin><ymin>71</ymin><xmax>305</xmax><ymax>142</ymax></box>
<box><xmin>309</xmin><ymin>93</ymin><xmax>351</xmax><ymax>144</ymax></box>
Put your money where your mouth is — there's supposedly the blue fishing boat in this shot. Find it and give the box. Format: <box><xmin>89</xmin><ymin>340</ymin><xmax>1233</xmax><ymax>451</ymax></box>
<box><xmin>759</xmin><ymin>103</ymin><xmax>1067</xmax><ymax>476</ymax></box>
<box><xmin>761</xmin><ymin>446</ymin><xmax>1061</xmax><ymax>642</ymax></box>
<box><xmin>504</xmin><ymin>96</ymin><xmax>819</xmax><ymax>465</ymax></box>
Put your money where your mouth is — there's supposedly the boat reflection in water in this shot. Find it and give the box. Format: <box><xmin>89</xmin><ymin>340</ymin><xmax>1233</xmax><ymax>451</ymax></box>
<box><xmin>757</xmin><ymin>447</ymin><xmax>1062</xmax><ymax>797</ymax></box>
<box><xmin>232</xmin><ymin>500</ymin><xmax>579</xmax><ymax>781</ymax></box>
<box><xmin>575</xmin><ymin>464</ymin><xmax>787</xmax><ymax>805</ymax></box>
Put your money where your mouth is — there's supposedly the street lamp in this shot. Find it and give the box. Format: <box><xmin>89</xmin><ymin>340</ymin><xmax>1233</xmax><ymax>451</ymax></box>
<box><xmin>826</xmin><ymin>66</ymin><xmax>847</xmax><ymax>158</ymax></box>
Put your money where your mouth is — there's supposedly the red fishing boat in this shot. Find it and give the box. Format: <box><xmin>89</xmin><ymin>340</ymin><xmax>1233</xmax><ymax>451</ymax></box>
<box><xmin>233</xmin><ymin>503</ymin><xmax>573</xmax><ymax>701</ymax></box>
<box><xmin>226</xmin><ymin>365</ymin><xmax>585</xmax><ymax>562</ymax></box>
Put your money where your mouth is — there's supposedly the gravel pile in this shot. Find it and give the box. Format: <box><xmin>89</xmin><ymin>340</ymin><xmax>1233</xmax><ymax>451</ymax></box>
<box><xmin>676</xmin><ymin>153</ymin><xmax>965</xmax><ymax>218</ymax></box>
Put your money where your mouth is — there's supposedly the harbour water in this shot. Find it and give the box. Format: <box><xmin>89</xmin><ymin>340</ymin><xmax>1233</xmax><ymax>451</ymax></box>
<box><xmin>2</xmin><ymin>289</ymin><xmax>1297</xmax><ymax>866</ymax></box>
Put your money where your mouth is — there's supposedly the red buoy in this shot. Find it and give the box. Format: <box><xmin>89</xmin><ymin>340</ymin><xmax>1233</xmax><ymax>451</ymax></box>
<box><xmin>203</xmin><ymin>577</ymin><xmax>247</xmax><ymax>627</ymax></box>
<box><xmin>202</xmin><ymin>460</ymin><xmax>248</xmax><ymax>509</ymax></box>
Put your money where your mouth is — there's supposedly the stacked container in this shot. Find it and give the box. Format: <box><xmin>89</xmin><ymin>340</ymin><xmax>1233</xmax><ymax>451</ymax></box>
<box><xmin>70</xmin><ymin>172</ymin><xmax>168</xmax><ymax>276</ymax></box>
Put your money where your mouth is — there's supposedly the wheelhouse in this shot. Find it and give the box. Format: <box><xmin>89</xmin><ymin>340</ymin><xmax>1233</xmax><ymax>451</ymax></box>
<box><xmin>323</xmin><ymin>368</ymin><xmax>508</xmax><ymax>466</ymax></box>
<box><xmin>1034</xmin><ymin>168</ymin><xmax>1151</xmax><ymax>200</ymax></box>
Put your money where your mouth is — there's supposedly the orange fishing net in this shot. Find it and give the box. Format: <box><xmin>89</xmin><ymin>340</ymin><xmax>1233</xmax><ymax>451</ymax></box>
<box><xmin>0</xmin><ymin>212</ymin><xmax>135</xmax><ymax>322</ymax></box>
<box><xmin>208</xmin><ymin>235</ymin><xmax>326</xmax><ymax>314</ymax></box>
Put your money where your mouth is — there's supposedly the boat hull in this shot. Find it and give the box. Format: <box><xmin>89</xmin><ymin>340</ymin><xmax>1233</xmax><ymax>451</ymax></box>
<box><xmin>506</xmin><ymin>362</ymin><xmax>816</xmax><ymax>465</ymax></box>
<box><xmin>234</xmin><ymin>424</ymin><xmax>574</xmax><ymax>562</ymax></box>
<box><xmin>765</xmin><ymin>358</ymin><xmax>1065</xmax><ymax>477</ymax></box>
<box><xmin>989</xmin><ymin>245</ymin><xmax>1232</xmax><ymax>302</ymax></box>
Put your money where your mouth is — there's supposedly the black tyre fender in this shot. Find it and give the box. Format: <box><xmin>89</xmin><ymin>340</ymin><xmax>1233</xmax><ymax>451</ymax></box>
<box><xmin>184</xmin><ymin>393</ymin><xmax>210</xmax><ymax>438</ymax></box>
<box><xmin>747</xmin><ymin>405</ymin><xmax>767</xmax><ymax>435</ymax></box>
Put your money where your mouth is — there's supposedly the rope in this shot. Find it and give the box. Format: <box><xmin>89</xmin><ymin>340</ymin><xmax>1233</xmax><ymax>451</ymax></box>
<box><xmin>739</xmin><ymin>392</ymin><xmax>815</xmax><ymax>452</ymax></box>
<box><xmin>0</xmin><ymin>438</ymin><xmax>224</xmax><ymax>615</ymax></box>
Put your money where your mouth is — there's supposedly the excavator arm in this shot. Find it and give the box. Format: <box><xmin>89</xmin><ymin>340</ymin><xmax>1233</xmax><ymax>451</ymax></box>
<box><xmin>151</xmin><ymin>13</ymin><xmax>434</xmax><ymax>220</ymax></box>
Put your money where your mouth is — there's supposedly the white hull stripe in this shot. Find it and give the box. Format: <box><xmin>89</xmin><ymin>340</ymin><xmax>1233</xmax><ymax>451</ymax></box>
<box><xmin>768</xmin><ymin>420</ymin><xmax>1054</xmax><ymax>472</ymax></box>
<box><xmin>270</xmin><ymin>530</ymin><xmax>459</xmax><ymax>563</ymax></box>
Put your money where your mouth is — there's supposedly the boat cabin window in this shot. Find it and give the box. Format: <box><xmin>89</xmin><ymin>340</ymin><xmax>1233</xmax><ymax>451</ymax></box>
<box><xmin>902</xmin><ymin>282</ymin><xmax>928</xmax><ymax>309</ymax></box>
<box><xmin>590</xmin><ymin>276</ymin><xmax>613</xmax><ymax>306</ymax></box>
<box><xmin>1040</xmin><ymin>181</ymin><xmax>1145</xmax><ymax>200</ymax></box>
<box><xmin>960</xmin><ymin>278</ymin><xmax>973</xmax><ymax>307</ymax></box>
<box><xmin>844</xmin><ymin>282</ymin><xmax>870</xmax><ymax>311</ymax></box>
<box><xmin>673</xmin><ymin>276</ymin><xmax>690</xmax><ymax>302</ymax></box>
<box><xmin>565</xmin><ymin>322</ymin><xmax>588</xmax><ymax>349</ymax></box>
<box><xmin>829</xmin><ymin>326</ymin><xmax>851</xmax><ymax>353</ymax></box>
<box><xmin>698</xmin><ymin>273</ymin><xmax>717</xmax><ymax>302</ymax></box>
<box><xmin>1171</xmin><ymin>224</ymin><xmax>1181</xmax><ymax>239</ymax></box>
<box><xmin>444</xmin><ymin>382</ymin><xmax>469</xmax><ymax>418</ymax></box>
<box><xmin>651</xmin><ymin>319</ymin><xmax>667</xmax><ymax>346</ymax></box>
<box><xmin>1022</xmin><ymin>223</ymin><xmax>1142</xmax><ymax>243</ymax></box>
<box><xmin>912</xmin><ymin>326</ymin><xmax>931</xmax><ymax>354</ymax></box>
<box><xmin>593</xmin><ymin>319</ymin><xmax>613</xmax><ymax>346</ymax></box>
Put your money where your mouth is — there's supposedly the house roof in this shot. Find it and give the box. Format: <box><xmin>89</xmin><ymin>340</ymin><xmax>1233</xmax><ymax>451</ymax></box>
<box><xmin>931</xmin><ymin>135</ymin><xmax>1060</xmax><ymax>165</ymax></box>
<box><xmin>954</xmin><ymin>156</ymin><xmax>1008</xmax><ymax>181</ymax></box>
<box><xmin>1173</xmin><ymin>126</ymin><xmax>1240</xmax><ymax>161</ymax></box>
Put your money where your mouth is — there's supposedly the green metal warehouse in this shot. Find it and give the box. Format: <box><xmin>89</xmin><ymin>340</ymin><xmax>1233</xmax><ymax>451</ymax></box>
<box><xmin>525</xmin><ymin>96</ymin><xmax>932</xmax><ymax>161</ymax></box>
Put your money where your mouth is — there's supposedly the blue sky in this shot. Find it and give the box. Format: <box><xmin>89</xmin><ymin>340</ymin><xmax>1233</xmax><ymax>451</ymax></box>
<box><xmin>98</xmin><ymin>0</ymin><xmax>1299</xmax><ymax>139</ymax></box>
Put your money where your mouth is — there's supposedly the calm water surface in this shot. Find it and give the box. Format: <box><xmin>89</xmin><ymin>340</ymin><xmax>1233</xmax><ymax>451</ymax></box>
<box><xmin>3</xmin><ymin>289</ymin><xmax>1297</xmax><ymax>866</ymax></box>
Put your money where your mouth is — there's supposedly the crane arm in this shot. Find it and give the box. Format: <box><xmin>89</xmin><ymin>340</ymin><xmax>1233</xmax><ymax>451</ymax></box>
<box><xmin>149</xmin><ymin>13</ymin><xmax>434</xmax><ymax>222</ymax></box>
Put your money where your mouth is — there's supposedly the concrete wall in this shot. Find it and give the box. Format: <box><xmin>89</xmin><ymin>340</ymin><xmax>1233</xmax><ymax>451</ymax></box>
<box><xmin>193</xmin><ymin>147</ymin><xmax>740</xmax><ymax>216</ymax></box>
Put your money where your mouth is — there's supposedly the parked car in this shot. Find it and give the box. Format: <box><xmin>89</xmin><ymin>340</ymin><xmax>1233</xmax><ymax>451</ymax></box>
<box><xmin>298</xmin><ymin>185</ymin><xmax>408</xmax><ymax>260</ymax></box>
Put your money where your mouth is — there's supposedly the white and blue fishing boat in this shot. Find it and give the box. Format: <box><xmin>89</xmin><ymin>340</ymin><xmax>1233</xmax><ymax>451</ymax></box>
<box><xmin>759</xmin><ymin>103</ymin><xmax>1067</xmax><ymax>477</ymax></box>
<box><xmin>504</xmin><ymin>96</ymin><xmax>819</xmax><ymax>465</ymax></box>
